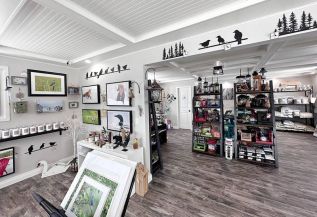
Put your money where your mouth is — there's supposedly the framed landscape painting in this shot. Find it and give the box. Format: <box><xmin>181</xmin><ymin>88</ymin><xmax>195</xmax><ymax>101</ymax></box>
<box><xmin>82</xmin><ymin>85</ymin><xmax>100</xmax><ymax>104</ymax></box>
<box><xmin>107</xmin><ymin>110</ymin><xmax>132</xmax><ymax>133</ymax></box>
<box><xmin>0</xmin><ymin>147</ymin><xmax>15</xmax><ymax>178</ymax></box>
<box><xmin>27</xmin><ymin>69</ymin><xmax>67</xmax><ymax>96</ymax></box>
<box><xmin>82</xmin><ymin>109</ymin><xmax>101</xmax><ymax>125</ymax></box>
<box><xmin>106</xmin><ymin>81</ymin><xmax>131</xmax><ymax>106</ymax></box>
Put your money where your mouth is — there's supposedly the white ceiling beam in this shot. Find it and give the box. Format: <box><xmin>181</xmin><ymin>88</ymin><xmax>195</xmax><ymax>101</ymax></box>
<box><xmin>136</xmin><ymin>0</ymin><xmax>267</xmax><ymax>41</ymax></box>
<box><xmin>251</xmin><ymin>41</ymin><xmax>285</xmax><ymax>72</ymax></box>
<box><xmin>0</xmin><ymin>46</ymin><xmax>66</xmax><ymax>64</ymax></box>
<box><xmin>33</xmin><ymin>0</ymin><xmax>135</xmax><ymax>45</ymax></box>
<box><xmin>71</xmin><ymin>43</ymin><xmax>125</xmax><ymax>64</ymax></box>
<box><xmin>0</xmin><ymin>0</ymin><xmax>28</xmax><ymax>40</ymax></box>
<box><xmin>168</xmin><ymin>61</ymin><xmax>196</xmax><ymax>78</ymax></box>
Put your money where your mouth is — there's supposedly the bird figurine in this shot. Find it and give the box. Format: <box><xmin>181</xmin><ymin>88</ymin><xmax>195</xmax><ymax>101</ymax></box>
<box><xmin>37</xmin><ymin>160</ymin><xmax>70</xmax><ymax>178</ymax></box>
<box><xmin>104</xmin><ymin>67</ymin><xmax>109</xmax><ymax>74</ymax></box>
<box><xmin>94</xmin><ymin>71</ymin><xmax>98</xmax><ymax>76</ymax></box>
<box><xmin>49</xmin><ymin>142</ymin><xmax>56</xmax><ymax>147</ymax></box>
<box><xmin>40</xmin><ymin>143</ymin><xmax>45</xmax><ymax>149</ymax></box>
<box><xmin>117</xmin><ymin>64</ymin><xmax>121</xmax><ymax>73</ymax></box>
<box><xmin>28</xmin><ymin>145</ymin><xmax>34</xmax><ymax>155</ymax></box>
<box><xmin>122</xmin><ymin>65</ymin><xmax>128</xmax><ymax>70</ymax></box>
<box><xmin>217</xmin><ymin>36</ymin><xmax>225</xmax><ymax>44</ymax></box>
<box><xmin>110</xmin><ymin>67</ymin><xmax>115</xmax><ymax>73</ymax></box>
<box><xmin>200</xmin><ymin>40</ymin><xmax>210</xmax><ymax>48</ymax></box>
<box><xmin>86</xmin><ymin>72</ymin><xmax>89</xmax><ymax>79</ymax></box>
<box><xmin>234</xmin><ymin>30</ymin><xmax>243</xmax><ymax>44</ymax></box>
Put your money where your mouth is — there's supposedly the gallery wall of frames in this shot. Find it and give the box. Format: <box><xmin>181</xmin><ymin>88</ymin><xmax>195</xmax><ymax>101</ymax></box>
<box><xmin>0</xmin><ymin>56</ymin><xmax>80</xmax><ymax>184</ymax></box>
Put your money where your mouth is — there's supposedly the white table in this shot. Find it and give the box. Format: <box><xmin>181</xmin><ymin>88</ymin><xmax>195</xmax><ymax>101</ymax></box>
<box><xmin>77</xmin><ymin>140</ymin><xmax>144</xmax><ymax>168</ymax></box>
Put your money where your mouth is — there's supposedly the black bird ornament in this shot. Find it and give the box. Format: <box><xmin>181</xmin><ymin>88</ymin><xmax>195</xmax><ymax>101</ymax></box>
<box><xmin>217</xmin><ymin>36</ymin><xmax>225</xmax><ymax>44</ymax></box>
<box><xmin>104</xmin><ymin>67</ymin><xmax>109</xmax><ymax>74</ymax></box>
<box><xmin>49</xmin><ymin>142</ymin><xmax>56</xmax><ymax>147</ymax></box>
<box><xmin>28</xmin><ymin>145</ymin><xmax>33</xmax><ymax>155</ymax></box>
<box><xmin>110</xmin><ymin>67</ymin><xmax>115</xmax><ymax>73</ymax></box>
<box><xmin>234</xmin><ymin>30</ymin><xmax>243</xmax><ymax>44</ymax></box>
<box><xmin>117</xmin><ymin>64</ymin><xmax>121</xmax><ymax>73</ymax></box>
<box><xmin>200</xmin><ymin>40</ymin><xmax>210</xmax><ymax>48</ymax></box>
<box><xmin>40</xmin><ymin>143</ymin><xmax>45</xmax><ymax>149</ymax></box>
<box><xmin>122</xmin><ymin>65</ymin><xmax>128</xmax><ymax>70</ymax></box>
<box><xmin>86</xmin><ymin>72</ymin><xmax>89</xmax><ymax>79</ymax></box>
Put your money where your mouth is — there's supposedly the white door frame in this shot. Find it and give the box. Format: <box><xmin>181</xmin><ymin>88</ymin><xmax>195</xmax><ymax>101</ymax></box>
<box><xmin>176</xmin><ymin>86</ymin><xmax>193</xmax><ymax>129</ymax></box>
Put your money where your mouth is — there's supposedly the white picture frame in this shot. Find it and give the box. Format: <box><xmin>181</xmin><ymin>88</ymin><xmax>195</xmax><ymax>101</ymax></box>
<box><xmin>61</xmin><ymin>151</ymin><xmax>137</xmax><ymax>217</ymax></box>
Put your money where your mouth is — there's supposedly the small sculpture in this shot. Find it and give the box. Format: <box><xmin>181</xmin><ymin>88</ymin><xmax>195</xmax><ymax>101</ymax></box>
<box><xmin>132</xmin><ymin>138</ymin><xmax>139</xmax><ymax>149</ymax></box>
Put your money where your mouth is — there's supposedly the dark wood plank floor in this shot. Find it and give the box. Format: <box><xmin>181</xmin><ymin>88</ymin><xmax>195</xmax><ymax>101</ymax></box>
<box><xmin>1</xmin><ymin>130</ymin><xmax>317</xmax><ymax>217</ymax></box>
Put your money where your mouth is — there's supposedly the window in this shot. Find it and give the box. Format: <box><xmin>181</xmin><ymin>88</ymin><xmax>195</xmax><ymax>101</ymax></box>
<box><xmin>0</xmin><ymin>66</ymin><xmax>10</xmax><ymax>122</ymax></box>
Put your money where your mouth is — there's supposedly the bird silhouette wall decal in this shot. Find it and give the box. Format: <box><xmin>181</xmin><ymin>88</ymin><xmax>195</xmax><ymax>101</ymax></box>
<box><xmin>200</xmin><ymin>40</ymin><xmax>210</xmax><ymax>48</ymax></box>
<box><xmin>49</xmin><ymin>142</ymin><xmax>56</xmax><ymax>147</ymax></box>
<box><xmin>122</xmin><ymin>65</ymin><xmax>128</xmax><ymax>70</ymax></box>
<box><xmin>234</xmin><ymin>30</ymin><xmax>243</xmax><ymax>44</ymax></box>
<box><xmin>217</xmin><ymin>36</ymin><xmax>225</xmax><ymax>44</ymax></box>
<box><xmin>40</xmin><ymin>143</ymin><xmax>45</xmax><ymax>149</ymax></box>
<box><xmin>28</xmin><ymin>145</ymin><xmax>33</xmax><ymax>155</ymax></box>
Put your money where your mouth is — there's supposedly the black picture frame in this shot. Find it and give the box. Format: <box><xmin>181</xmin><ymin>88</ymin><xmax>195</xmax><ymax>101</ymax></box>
<box><xmin>82</xmin><ymin>109</ymin><xmax>101</xmax><ymax>125</ymax></box>
<box><xmin>0</xmin><ymin>147</ymin><xmax>15</xmax><ymax>178</ymax></box>
<box><xmin>69</xmin><ymin>101</ymin><xmax>79</xmax><ymax>109</ymax></box>
<box><xmin>107</xmin><ymin>110</ymin><xmax>133</xmax><ymax>133</ymax></box>
<box><xmin>81</xmin><ymin>85</ymin><xmax>100</xmax><ymax>104</ymax></box>
<box><xmin>106</xmin><ymin>81</ymin><xmax>131</xmax><ymax>106</ymax></box>
<box><xmin>27</xmin><ymin>69</ymin><xmax>67</xmax><ymax>97</ymax></box>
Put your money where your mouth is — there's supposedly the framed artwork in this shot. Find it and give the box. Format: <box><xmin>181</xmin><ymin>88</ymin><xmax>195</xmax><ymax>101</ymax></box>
<box><xmin>106</xmin><ymin>81</ymin><xmax>131</xmax><ymax>106</ymax></box>
<box><xmin>27</xmin><ymin>69</ymin><xmax>67</xmax><ymax>96</ymax></box>
<box><xmin>82</xmin><ymin>109</ymin><xmax>101</xmax><ymax>125</ymax></box>
<box><xmin>69</xmin><ymin>101</ymin><xmax>79</xmax><ymax>109</ymax></box>
<box><xmin>36</xmin><ymin>100</ymin><xmax>64</xmax><ymax>113</ymax></box>
<box><xmin>68</xmin><ymin>87</ymin><xmax>80</xmax><ymax>95</ymax></box>
<box><xmin>11</xmin><ymin>76</ymin><xmax>27</xmax><ymax>85</ymax></box>
<box><xmin>0</xmin><ymin>147</ymin><xmax>15</xmax><ymax>178</ymax></box>
<box><xmin>61</xmin><ymin>151</ymin><xmax>137</xmax><ymax>217</ymax></box>
<box><xmin>107</xmin><ymin>110</ymin><xmax>132</xmax><ymax>133</ymax></box>
<box><xmin>82</xmin><ymin>85</ymin><xmax>100</xmax><ymax>104</ymax></box>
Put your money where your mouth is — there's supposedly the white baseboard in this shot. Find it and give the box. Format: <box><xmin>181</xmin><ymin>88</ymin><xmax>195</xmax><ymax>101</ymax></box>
<box><xmin>0</xmin><ymin>155</ymin><xmax>74</xmax><ymax>189</ymax></box>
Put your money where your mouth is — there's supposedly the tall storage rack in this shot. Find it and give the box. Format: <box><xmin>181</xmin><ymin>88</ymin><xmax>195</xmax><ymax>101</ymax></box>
<box><xmin>234</xmin><ymin>80</ymin><xmax>278</xmax><ymax>167</ymax></box>
<box><xmin>148</xmin><ymin>80</ymin><xmax>163</xmax><ymax>174</ymax></box>
<box><xmin>192</xmin><ymin>85</ymin><xmax>224</xmax><ymax>157</ymax></box>
<box><xmin>274</xmin><ymin>89</ymin><xmax>315</xmax><ymax>133</ymax></box>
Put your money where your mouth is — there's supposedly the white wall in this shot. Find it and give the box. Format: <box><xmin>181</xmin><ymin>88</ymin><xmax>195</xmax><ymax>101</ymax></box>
<box><xmin>0</xmin><ymin>55</ymin><xmax>80</xmax><ymax>185</ymax></box>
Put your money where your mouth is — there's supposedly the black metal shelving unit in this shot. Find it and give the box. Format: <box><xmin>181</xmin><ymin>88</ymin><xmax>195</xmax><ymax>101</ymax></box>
<box><xmin>0</xmin><ymin>128</ymin><xmax>67</xmax><ymax>143</ymax></box>
<box><xmin>192</xmin><ymin>85</ymin><xmax>224</xmax><ymax>157</ymax></box>
<box><xmin>148</xmin><ymin>81</ymin><xmax>163</xmax><ymax>174</ymax></box>
<box><xmin>234</xmin><ymin>80</ymin><xmax>278</xmax><ymax>167</ymax></box>
<box><xmin>274</xmin><ymin>89</ymin><xmax>315</xmax><ymax>133</ymax></box>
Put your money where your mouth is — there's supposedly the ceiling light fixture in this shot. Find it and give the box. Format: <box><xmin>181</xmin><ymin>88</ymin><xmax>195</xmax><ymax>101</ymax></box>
<box><xmin>213</xmin><ymin>60</ymin><xmax>224</xmax><ymax>75</ymax></box>
<box><xmin>85</xmin><ymin>59</ymin><xmax>92</xmax><ymax>64</ymax></box>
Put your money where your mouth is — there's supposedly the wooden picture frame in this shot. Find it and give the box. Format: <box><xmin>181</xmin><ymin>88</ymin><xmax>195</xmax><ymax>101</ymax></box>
<box><xmin>82</xmin><ymin>85</ymin><xmax>100</xmax><ymax>104</ymax></box>
<box><xmin>107</xmin><ymin>110</ymin><xmax>133</xmax><ymax>133</ymax></box>
<box><xmin>106</xmin><ymin>81</ymin><xmax>131</xmax><ymax>106</ymax></box>
<box><xmin>82</xmin><ymin>109</ymin><xmax>101</xmax><ymax>125</ymax></box>
<box><xmin>27</xmin><ymin>69</ymin><xmax>67</xmax><ymax>96</ymax></box>
<box><xmin>0</xmin><ymin>147</ymin><xmax>15</xmax><ymax>178</ymax></box>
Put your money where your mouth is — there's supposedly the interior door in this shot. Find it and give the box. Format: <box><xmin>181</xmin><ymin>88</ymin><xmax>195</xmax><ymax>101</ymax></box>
<box><xmin>178</xmin><ymin>86</ymin><xmax>192</xmax><ymax>129</ymax></box>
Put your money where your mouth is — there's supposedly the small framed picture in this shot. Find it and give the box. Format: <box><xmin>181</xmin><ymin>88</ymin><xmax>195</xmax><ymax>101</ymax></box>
<box><xmin>11</xmin><ymin>76</ymin><xmax>27</xmax><ymax>85</ymax></box>
<box><xmin>82</xmin><ymin>85</ymin><xmax>100</xmax><ymax>104</ymax></box>
<box><xmin>82</xmin><ymin>109</ymin><xmax>101</xmax><ymax>125</ymax></box>
<box><xmin>106</xmin><ymin>81</ymin><xmax>131</xmax><ymax>106</ymax></box>
<box><xmin>68</xmin><ymin>87</ymin><xmax>80</xmax><ymax>95</ymax></box>
<box><xmin>0</xmin><ymin>147</ymin><xmax>15</xmax><ymax>178</ymax></box>
<box><xmin>69</xmin><ymin>101</ymin><xmax>79</xmax><ymax>109</ymax></box>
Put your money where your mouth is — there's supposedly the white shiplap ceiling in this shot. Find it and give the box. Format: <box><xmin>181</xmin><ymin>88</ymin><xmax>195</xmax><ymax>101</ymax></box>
<box><xmin>0</xmin><ymin>0</ymin><xmax>270</xmax><ymax>66</ymax></box>
<box><xmin>0</xmin><ymin>0</ymin><xmax>317</xmax><ymax>71</ymax></box>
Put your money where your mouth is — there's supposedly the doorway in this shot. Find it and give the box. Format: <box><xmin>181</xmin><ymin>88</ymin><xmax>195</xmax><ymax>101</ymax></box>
<box><xmin>177</xmin><ymin>86</ymin><xmax>192</xmax><ymax>130</ymax></box>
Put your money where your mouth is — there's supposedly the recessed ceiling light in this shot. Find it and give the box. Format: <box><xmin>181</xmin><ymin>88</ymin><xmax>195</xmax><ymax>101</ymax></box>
<box><xmin>85</xmin><ymin>59</ymin><xmax>92</xmax><ymax>64</ymax></box>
